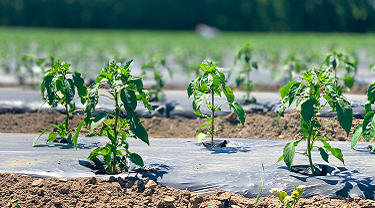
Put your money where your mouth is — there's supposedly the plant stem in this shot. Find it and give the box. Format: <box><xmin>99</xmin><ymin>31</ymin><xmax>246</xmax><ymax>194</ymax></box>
<box><xmin>246</xmin><ymin>70</ymin><xmax>250</xmax><ymax>101</ymax></box>
<box><xmin>307</xmin><ymin>125</ymin><xmax>314</xmax><ymax>174</ymax></box>
<box><xmin>112</xmin><ymin>92</ymin><xmax>119</xmax><ymax>174</ymax></box>
<box><xmin>211</xmin><ymin>89</ymin><xmax>214</xmax><ymax>147</ymax></box>
<box><xmin>65</xmin><ymin>104</ymin><xmax>69</xmax><ymax>132</ymax></box>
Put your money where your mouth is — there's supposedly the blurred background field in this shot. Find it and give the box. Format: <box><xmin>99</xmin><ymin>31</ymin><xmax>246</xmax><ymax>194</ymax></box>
<box><xmin>1</xmin><ymin>0</ymin><xmax>375</xmax><ymax>88</ymax></box>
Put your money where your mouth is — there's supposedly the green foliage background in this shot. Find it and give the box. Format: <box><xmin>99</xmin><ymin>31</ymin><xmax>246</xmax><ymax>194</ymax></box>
<box><xmin>1</xmin><ymin>0</ymin><xmax>375</xmax><ymax>32</ymax></box>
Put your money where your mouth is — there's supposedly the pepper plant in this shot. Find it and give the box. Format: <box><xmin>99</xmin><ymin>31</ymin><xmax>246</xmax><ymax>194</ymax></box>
<box><xmin>351</xmin><ymin>81</ymin><xmax>375</xmax><ymax>152</ymax></box>
<box><xmin>277</xmin><ymin>68</ymin><xmax>353</xmax><ymax>174</ymax></box>
<box><xmin>229</xmin><ymin>44</ymin><xmax>258</xmax><ymax>103</ymax></box>
<box><xmin>322</xmin><ymin>50</ymin><xmax>357</xmax><ymax>91</ymax></box>
<box><xmin>33</xmin><ymin>59</ymin><xmax>87</xmax><ymax>146</ymax></box>
<box><xmin>141</xmin><ymin>54</ymin><xmax>171</xmax><ymax>102</ymax></box>
<box><xmin>76</xmin><ymin>59</ymin><xmax>152</xmax><ymax>174</ymax></box>
<box><xmin>188</xmin><ymin>60</ymin><xmax>245</xmax><ymax>147</ymax></box>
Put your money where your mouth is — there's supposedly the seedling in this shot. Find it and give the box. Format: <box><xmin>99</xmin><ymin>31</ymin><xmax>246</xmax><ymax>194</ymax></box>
<box><xmin>77</xmin><ymin>59</ymin><xmax>152</xmax><ymax>174</ymax></box>
<box><xmin>33</xmin><ymin>59</ymin><xmax>87</xmax><ymax>146</ymax></box>
<box><xmin>230</xmin><ymin>44</ymin><xmax>258</xmax><ymax>103</ymax></box>
<box><xmin>282</xmin><ymin>56</ymin><xmax>306</xmax><ymax>81</ymax></box>
<box><xmin>351</xmin><ymin>81</ymin><xmax>375</xmax><ymax>151</ymax></box>
<box><xmin>141</xmin><ymin>54</ymin><xmax>171</xmax><ymax>102</ymax></box>
<box><xmin>269</xmin><ymin>185</ymin><xmax>306</xmax><ymax>208</ymax></box>
<box><xmin>322</xmin><ymin>50</ymin><xmax>357</xmax><ymax>91</ymax></box>
<box><xmin>278</xmin><ymin>68</ymin><xmax>353</xmax><ymax>174</ymax></box>
<box><xmin>188</xmin><ymin>60</ymin><xmax>245</xmax><ymax>147</ymax></box>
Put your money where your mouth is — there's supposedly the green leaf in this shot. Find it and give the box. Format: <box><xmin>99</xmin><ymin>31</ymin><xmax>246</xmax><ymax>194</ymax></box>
<box><xmin>335</xmin><ymin>98</ymin><xmax>353</xmax><ymax>136</ymax></box>
<box><xmin>44</xmin><ymin>76</ymin><xmax>55</xmax><ymax>106</ymax></box>
<box><xmin>223</xmin><ymin>86</ymin><xmax>234</xmax><ymax>103</ymax></box>
<box><xmin>318</xmin><ymin>147</ymin><xmax>329</xmax><ymax>163</ymax></box>
<box><xmin>188</xmin><ymin>75</ymin><xmax>200</xmax><ymax>98</ymax></box>
<box><xmin>329</xmin><ymin>147</ymin><xmax>344</xmax><ymax>164</ymax></box>
<box><xmin>230</xmin><ymin>102</ymin><xmax>245</xmax><ymax>126</ymax></box>
<box><xmin>46</xmin><ymin>132</ymin><xmax>58</xmax><ymax>143</ymax></box>
<box><xmin>73</xmin><ymin>120</ymin><xmax>85</xmax><ymax>150</ymax></box>
<box><xmin>367</xmin><ymin>83</ymin><xmax>375</xmax><ymax>103</ymax></box>
<box><xmin>362</xmin><ymin>111</ymin><xmax>375</xmax><ymax>142</ymax></box>
<box><xmin>321</xmin><ymin>140</ymin><xmax>344</xmax><ymax>164</ymax></box>
<box><xmin>280</xmin><ymin>81</ymin><xmax>299</xmax><ymax>99</ymax></box>
<box><xmin>343</xmin><ymin>76</ymin><xmax>354</xmax><ymax>89</ymax></box>
<box><xmin>84</xmin><ymin>82</ymin><xmax>100</xmax><ymax>124</ymax></box>
<box><xmin>351</xmin><ymin>124</ymin><xmax>362</xmax><ymax>149</ymax></box>
<box><xmin>130</xmin><ymin>116</ymin><xmax>149</xmax><ymax>145</ymax></box>
<box><xmin>196</xmin><ymin>132</ymin><xmax>207</xmax><ymax>143</ymax></box>
<box><xmin>193</xmin><ymin>90</ymin><xmax>210</xmax><ymax>116</ymax></box>
<box><xmin>128</xmin><ymin>152</ymin><xmax>144</xmax><ymax>168</ymax></box>
<box><xmin>120</xmin><ymin>89</ymin><xmax>137</xmax><ymax>117</ymax></box>
<box><xmin>90</xmin><ymin>114</ymin><xmax>107</xmax><ymax>132</ymax></box>
<box><xmin>283</xmin><ymin>141</ymin><xmax>295</xmax><ymax>171</ymax></box>
<box><xmin>198</xmin><ymin>124</ymin><xmax>207</xmax><ymax>130</ymax></box>
<box><xmin>63</xmin><ymin>79</ymin><xmax>75</xmax><ymax>104</ymax></box>
<box><xmin>365</xmin><ymin>103</ymin><xmax>372</xmax><ymax>113</ymax></box>
<box><xmin>32</xmin><ymin>130</ymin><xmax>49</xmax><ymax>146</ymax></box>
<box><xmin>73</xmin><ymin>72</ymin><xmax>87</xmax><ymax>105</ymax></box>
<box><xmin>278</xmin><ymin>106</ymin><xmax>285</xmax><ymax>117</ymax></box>
<box><xmin>275</xmin><ymin>155</ymin><xmax>283</xmax><ymax>164</ymax></box>
<box><xmin>301</xmin><ymin>99</ymin><xmax>315</xmax><ymax>124</ymax></box>
<box><xmin>288</xmin><ymin>82</ymin><xmax>301</xmax><ymax>107</ymax></box>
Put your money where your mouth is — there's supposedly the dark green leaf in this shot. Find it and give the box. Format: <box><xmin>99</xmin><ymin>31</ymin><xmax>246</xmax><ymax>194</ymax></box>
<box><xmin>280</xmin><ymin>81</ymin><xmax>299</xmax><ymax>99</ymax></box>
<box><xmin>63</xmin><ymin>79</ymin><xmax>75</xmax><ymax>104</ymax></box>
<box><xmin>288</xmin><ymin>82</ymin><xmax>301</xmax><ymax>107</ymax></box>
<box><xmin>130</xmin><ymin>116</ymin><xmax>149</xmax><ymax>145</ymax></box>
<box><xmin>230</xmin><ymin>102</ymin><xmax>245</xmax><ymax>126</ymax></box>
<box><xmin>301</xmin><ymin>99</ymin><xmax>315</xmax><ymax>124</ymax></box>
<box><xmin>318</xmin><ymin>147</ymin><xmax>329</xmax><ymax>163</ymax></box>
<box><xmin>351</xmin><ymin>124</ymin><xmax>362</xmax><ymax>149</ymax></box>
<box><xmin>120</xmin><ymin>89</ymin><xmax>137</xmax><ymax>117</ymax></box>
<box><xmin>73</xmin><ymin>72</ymin><xmax>87</xmax><ymax>105</ymax></box>
<box><xmin>283</xmin><ymin>141</ymin><xmax>295</xmax><ymax>171</ymax></box>
<box><xmin>335</xmin><ymin>98</ymin><xmax>353</xmax><ymax>136</ymax></box>
<box><xmin>365</xmin><ymin>103</ymin><xmax>372</xmax><ymax>113</ymax></box>
<box><xmin>362</xmin><ymin>111</ymin><xmax>375</xmax><ymax>142</ymax></box>
<box><xmin>367</xmin><ymin>83</ymin><xmax>375</xmax><ymax>103</ymax></box>
<box><xmin>128</xmin><ymin>152</ymin><xmax>144</xmax><ymax>168</ymax></box>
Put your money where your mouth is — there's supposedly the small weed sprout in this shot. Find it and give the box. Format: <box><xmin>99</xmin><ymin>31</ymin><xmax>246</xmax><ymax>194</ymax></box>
<box><xmin>278</xmin><ymin>68</ymin><xmax>353</xmax><ymax>174</ymax></box>
<box><xmin>77</xmin><ymin>59</ymin><xmax>152</xmax><ymax>174</ymax></box>
<box><xmin>188</xmin><ymin>60</ymin><xmax>245</xmax><ymax>147</ymax></box>
<box><xmin>141</xmin><ymin>54</ymin><xmax>171</xmax><ymax>102</ymax></box>
<box><xmin>33</xmin><ymin>59</ymin><xmax>87</xmax><ymax>146</ymax></box>
<box><xmin>269</xmin><ymin>185</ymin><xmax>306</xmax><ymax>208</ymax></box>
<box><xmin>230</xmin><ymin>44</ymin><xmax>258</xmax><ymax>103</ymax></box>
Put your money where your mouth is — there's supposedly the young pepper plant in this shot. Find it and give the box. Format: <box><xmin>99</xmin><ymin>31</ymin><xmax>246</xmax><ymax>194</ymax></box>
<box><xmin>76</xmin><ymin>59</ymin><xmax>152</xmax><ymax>174</ymax></box>
<box><xmin>229</xmin><ymin>44</ymin><xmax>258</xmax><ymax>103</ymax></box>
<box><xmin>277</xmin><ymin>68</ymin><xmax>353</xmax><ymax>174</ymax></box>
<box><xmin>351</xmin><ymin>81</ymin><xmax>375</xmax><ymax>152</ymax></box>
<box><xmin>322</xmin><ymin>50</ymin><xmax>357</xmax><ymax>91</ymax></box>
<box><xmin>188</xmin><ymin>60</ymin><xmax>245</xmax><ymax>147</ymax></box>
<box><xmin>141</xmin><ymin>54</ymin><xmax>172</xmax><ymax>102</ymax></box>
<box><xmin>32</xmin><ymin>59</ymin><xmax>87</xmax><ymax>146</ymax></box>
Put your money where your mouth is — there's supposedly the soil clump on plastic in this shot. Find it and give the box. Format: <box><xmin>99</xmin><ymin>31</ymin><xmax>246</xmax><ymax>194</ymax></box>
<box><xmin>1</xmin><ymin>172</ymin><xmax>375</xmax><ymax>208</ymax></box>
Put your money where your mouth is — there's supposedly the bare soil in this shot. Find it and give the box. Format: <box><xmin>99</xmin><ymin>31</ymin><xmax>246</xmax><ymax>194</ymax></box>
<box><xmin>1</xmin><ymin>172</ymin><xmax>375</xmax><ymax>208</ymax></box>
<box><xmin>1</xmin><ymin>110</ymin><xmax>375</xmax><ymax>207</ymax></box>
<box><xmin>0</xmin><ymin>109</ymin><xmax>371</xmax><ymax>143</ymax></box>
